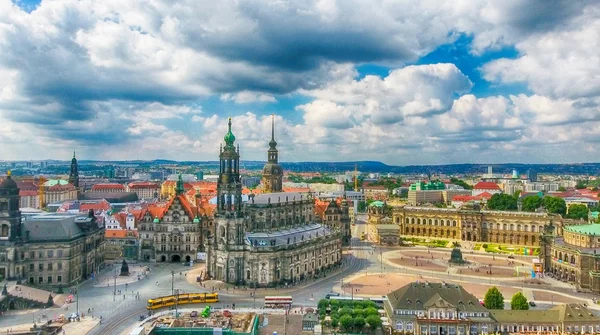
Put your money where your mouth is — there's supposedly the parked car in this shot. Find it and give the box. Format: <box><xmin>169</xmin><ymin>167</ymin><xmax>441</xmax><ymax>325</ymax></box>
<box><xmin>190</xmin><ymin>311</ymin><xmax>198</xmax><ymax>317</ymax></box>
<box><xmin>529</xmin><ymin>301</ymin><xmax>536</xmax><ymax>307</ymax></box>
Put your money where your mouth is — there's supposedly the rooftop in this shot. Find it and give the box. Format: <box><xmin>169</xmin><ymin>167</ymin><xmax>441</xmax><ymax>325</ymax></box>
<box><xmin>246</xmin><ymin>223</ymin><xmax>333</xmax><ymax>247</ymax></box>
<box><xmin>387</xmin><ymin>282</ymin><xmax>488</xmax><ymax>313</ymax></box>
<box><xmin>564</xmin><ymin>224</ymin><xmax>600</xmax><ymax>236</ymax></box>
<box><xmin>473</xmin><ymin>182</ymin><xmax>501</xmax><ymax>190</ymax></box>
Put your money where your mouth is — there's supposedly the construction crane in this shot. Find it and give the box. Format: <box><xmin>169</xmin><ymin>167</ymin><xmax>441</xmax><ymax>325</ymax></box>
<box><xmin>354</xmin><ymin>164</ymin><xmax>358</xmax><ymax>192</ymax></box>
<box><xmin>38</xmin><ymin>176</ymin><xmax>46</xmax><ymax>210</ymax></box>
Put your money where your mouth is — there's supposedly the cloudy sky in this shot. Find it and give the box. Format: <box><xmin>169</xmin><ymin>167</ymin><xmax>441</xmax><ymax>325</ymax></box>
<box><xmin>1</xmin><ymin>0</ymin><xmax>599</xmax><ymax>164</ymax></box>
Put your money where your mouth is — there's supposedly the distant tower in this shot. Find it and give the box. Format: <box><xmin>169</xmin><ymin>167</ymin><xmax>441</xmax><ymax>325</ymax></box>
<box><xmin>487</xmin><ymin>166</ymin><xmax>493</xmax><ymax>176</ymax></box>
<box><xmin>175</xmin><ymin>173</ymin><xmax>185</xmax><ymax>195</ymax></box>
<box><xmin>261</xmin><ymin>114</ymin><xmax>283</xmax><ymax>193</ymax></box>
<box><xmin>69</xmin><ymin>151</ymin><xmax>79</xmax><ymax>188</ymax></box>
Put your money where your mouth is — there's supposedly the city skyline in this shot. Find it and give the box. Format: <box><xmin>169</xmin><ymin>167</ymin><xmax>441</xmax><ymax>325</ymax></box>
<box><xmin>1</xmin><ymin>1</ymin><xmax>599</xmax><ymax>165</ymax></box>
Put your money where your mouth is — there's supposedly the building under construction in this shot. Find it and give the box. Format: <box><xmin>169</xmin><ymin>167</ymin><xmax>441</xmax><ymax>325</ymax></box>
<box><xmin>140</xmin><ymin>310</ymin><xmax>259</xmax><ymax>335</ymax></box>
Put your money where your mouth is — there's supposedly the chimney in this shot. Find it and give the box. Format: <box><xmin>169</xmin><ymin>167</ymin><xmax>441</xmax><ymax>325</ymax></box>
<box><xmin>88</xmin><ymin>209</ymin><xmax>94</xmax><ymax>218</ymax></box>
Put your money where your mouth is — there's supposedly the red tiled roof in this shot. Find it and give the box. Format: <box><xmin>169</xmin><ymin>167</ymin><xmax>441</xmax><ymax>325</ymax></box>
<box><xmin>80</xmin><ymin>200</ymin><xmax>111</xmax><ymax>212</ymax></box>
<box><xmin>128</xmin><ymin>182</ymin><xmax>159</xmax><ymax>189</ymax></box>
<box><xmin>91</xmin><ymin>183</ymin><xmax>125</xmax><ymax>190</ymax></box>
<box><xmin>314</xmin><ymin>200</ymin><xmax>329</xmax><ymax>218</ymax></box>
<box><xmin>473</xmin><ymin>182</ymin><xmax>500</xmax><ymax>190</ymax></box>
<box><xmin>16</xmin><ymin>181</ymin><xmax>38</xmax><ymax>191</ymax></box>
<box><xmin>112</xmin><ymin>213</ymin><xmax>127</xmax><ymax>228</ymax></box>
<box><xmin>105</xmin><ymin>229</ymin><xmax>138</xmax><ymax>239</ymax></box>
<box><xmin>19</xmin><ymin>190</ymin><xmax>38</xmax><ymax>196</ymax></box>
<box><xmin>47</xmin><ymin>184</ymin><xmax>75</xmax><ymax>191</ymax></box>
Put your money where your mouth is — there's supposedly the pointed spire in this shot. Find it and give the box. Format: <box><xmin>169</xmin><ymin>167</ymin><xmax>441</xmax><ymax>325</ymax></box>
<box><xmin>271</xmin><ymin>114</ymin><xmax>275</xmax><ymax>141</ymax></box>
<box><xmin>224</xmin><ymin>117</ymin><xmax>236</xmax><ymax>147</ymax></box>
<box><xmin>6</xmin><ymin>170</ymin><xmax>11</xmax><ymax>177</ymax></box>
<box><xmin>175</xmin><ymin>173</ymin><xmax>184</xmax><ymax>195</ymax></box>
<box><xmin>73</xmin><ymin>150</ymin><xmax>76</xmax><ymax>159</ymax></box>
<box><xmin>269</xmin><ymin>114</ymin><xmax>277</xmax><ymax>150</ymax></box>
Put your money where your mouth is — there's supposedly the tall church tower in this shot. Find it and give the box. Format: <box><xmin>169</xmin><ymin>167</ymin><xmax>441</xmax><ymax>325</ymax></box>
<box><xmin>69</xmin><ymin>151</ymin><xmax>79</xmax><ymax>188</ymax></box>
<box><xmin>0</xmin><ymin>171</ymin><xmax>22</xmax><ymax>242</ymax></box>
<box><xmin>261</xmin><ymin>114</ymin><xmax>283</xmax><ymax>193</ymax></box>
<box><xmin>216</xmin><ymin>118</ymin><xmax>243</xmax><ymax>215</ymax></box>
<box><xmin>209</xmin><ymin>118</ymin><xmax>248</xmax><ymax>284</ymax></box>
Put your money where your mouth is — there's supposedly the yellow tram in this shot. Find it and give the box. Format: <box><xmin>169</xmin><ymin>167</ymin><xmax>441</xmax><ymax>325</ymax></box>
<box><xmin>147</xmin><ymin>292</ymin><xmax>219</xmax><ymax>310</ymax></box>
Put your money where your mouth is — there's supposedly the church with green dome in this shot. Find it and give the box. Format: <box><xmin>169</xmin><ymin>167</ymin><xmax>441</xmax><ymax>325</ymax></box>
<box><xmin>207</xmin><ymin>117</ymin><xmax>343</xmax><ymax>287</ymax></box>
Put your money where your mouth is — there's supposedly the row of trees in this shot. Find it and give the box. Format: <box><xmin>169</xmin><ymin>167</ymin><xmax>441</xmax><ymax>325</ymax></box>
<box><xmin>487</xmin><ymin>194</ymin><xmax>589</xmax><ymax>219</ymax></box>
<box><xmin>317</xmin><ymin>299</ymin><xmax>383</xmax><ymax>331</ymax></box>
<box><xmin>484</xmin><ymin>287</ymin><xmax>530</xmax><ymax>310</ymax></box>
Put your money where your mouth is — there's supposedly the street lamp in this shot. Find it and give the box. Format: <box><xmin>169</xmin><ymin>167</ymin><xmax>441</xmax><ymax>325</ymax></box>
<box><xmin>76</xmin><ymin>280</ymin><xmax>80</xmax><ymax>316</ymax></box>
<box><xmin>113</xmin><ymin>272</ymin><xmax>117</xmax><ymax>302</ymax></box>
<box><xmin>171</xmin><ymin>270</ymin><xmax>175</xmax><ymax>295</ymax></box>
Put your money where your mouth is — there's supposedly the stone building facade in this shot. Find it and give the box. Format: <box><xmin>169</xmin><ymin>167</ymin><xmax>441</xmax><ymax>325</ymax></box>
<box><xmin>548</xmin><ymin>223</ymin><xmax>600</xmax><ymax>293</ymax></box>
<box><xmin>138</xmin><ymin>175</ymin><xmax>210</xmax><ymax>263</ymax></box>
<box><xmin>0</xmin><ymin>172</ymin><xmax>105</xmax><ymax>288</ymax></box>
<box><xmin>393</xmin><ymin>206</ymin><xmax>560</xmax><ymax>246</ymax></box>
<box><xmin>386</xmin><ymin>282</ymin><xmax>600</xmax><ymax>335</ymax></box>
<box><xmin>207</xmin><ymin>118</ymin><xmax>343</xmax><ymax>287</ymax></box>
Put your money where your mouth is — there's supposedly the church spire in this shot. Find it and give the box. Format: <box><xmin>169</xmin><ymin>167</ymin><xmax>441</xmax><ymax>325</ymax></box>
<box><xmin>175</xmin><ymin>173</ymin><xmax>184</xmax><ymax>195</ymax></box>
<box><xmin>267</xmin><ymin>114</ymin><xmax>278</xmax><ymax>163</ymax></box>
<box><xmin>73</xmin><ymin>151</ymin><xmax>76</xmax><ymax>159</ymax></box>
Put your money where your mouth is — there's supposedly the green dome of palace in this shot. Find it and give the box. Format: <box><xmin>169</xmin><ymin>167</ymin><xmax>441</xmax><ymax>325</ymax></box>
<box><xmin>153</xmin><ymin>217</ymin><xmax>160</xmax><ymax>223</ymax></box>
<box><xmin>193</xmin><ymin>216</ymin><xmax>200</xmax><ymax>223</ymax></box>
<box><xmin>224</xmin><ymin>117</ymin><xmax>236</xmax><ymax>146</ymax></box>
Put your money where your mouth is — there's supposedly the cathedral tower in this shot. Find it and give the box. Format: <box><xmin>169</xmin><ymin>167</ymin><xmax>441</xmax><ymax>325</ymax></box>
<box><xmin>216</xmin><ymin>118</ymin><xmax>243</xmax><ymax>215</ymax></box>
<box><xmin>69</xmin><ymin>151</ymin><xmax>79</xmax><ymax>188</ymax></box>
<box><xmin>261</xmin><ymin>114</ymin><xmax>283</xmax><ymax>193</ymax></box>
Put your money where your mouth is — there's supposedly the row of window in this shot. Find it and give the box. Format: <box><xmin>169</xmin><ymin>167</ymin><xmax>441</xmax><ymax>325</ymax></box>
<box><xmin>159</xmin><ymin>244</ymin><xmax>193</xmax><ymax>252</ymax></box>
<box><xmin>404</xmin><ymin>217</ymin><xmax>543</xmax><ymax>232</ymax></box>
<box><xmin>29</xmin><ymin>262</ymin><xmax>64</xmax><ymax>271</ymax></box>
<box><xmin>29</xmin><ymin>275</ymin><xmax>63</xmax><ymax>284</ymax></box>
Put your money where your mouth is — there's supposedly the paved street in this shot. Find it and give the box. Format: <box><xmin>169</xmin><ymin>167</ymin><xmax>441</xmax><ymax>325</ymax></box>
<box><xmin>1</xmin><ymin>213</ymin><xmax>597</xmax><ymax>334</ymax></box>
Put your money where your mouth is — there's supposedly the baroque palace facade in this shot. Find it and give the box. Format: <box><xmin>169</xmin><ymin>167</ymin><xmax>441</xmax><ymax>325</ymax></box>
<box><xmin>392</xmin><ymin>206</ymin><xmax>561</xmax><ymax>246</ymax></box>
<box><xmin>138</xmin><ymin>175</ymin><xmax>213</xmax><ymax>262</ymax></box>
<box><xmin>207</xmin><ymin>118</ymin><xmax>342</xmax><ymax>287</ymax></box>
<box><xmin>548</xmin><ymin>223</ymin><xmax>600</xmax><ymax>294</ymax></box>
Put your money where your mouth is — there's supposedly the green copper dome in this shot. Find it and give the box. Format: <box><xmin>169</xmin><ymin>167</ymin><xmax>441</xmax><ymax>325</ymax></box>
<box><xmin>193</xmin><ymin>216</ymin><xmax>200</xmax><ymax>223</ymax></box>
<box><xmin>224</xmin><ymin>117</ymin><xmax>236</xmax><ymax>146</ymax></box>
<box><xmin>153</xmin><ymin>216</ymin><xmax>160</xmax><ymax>223</ymax></box>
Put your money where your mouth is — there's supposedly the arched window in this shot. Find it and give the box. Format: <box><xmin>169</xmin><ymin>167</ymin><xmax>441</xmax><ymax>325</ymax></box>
<box><xmin>0</xmin><ymin>224</ymin><xmax>8</xmax><ymax>237</ymax></box>
<box><xmin>406</xmin><ymin>218</ymin><xmax>410</xmax><ymax>224</ymax></box>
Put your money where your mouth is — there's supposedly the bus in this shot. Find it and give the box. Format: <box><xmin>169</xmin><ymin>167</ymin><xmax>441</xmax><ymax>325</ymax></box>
<box><xmin>147</xmin><ymin>292</ymin><xmax>219</xmax><ymax>310</ymax></box>
<box><xmin>264</xmin><ymin>296</ymin><xmax>293</xmax><ymax>308</ymax></box>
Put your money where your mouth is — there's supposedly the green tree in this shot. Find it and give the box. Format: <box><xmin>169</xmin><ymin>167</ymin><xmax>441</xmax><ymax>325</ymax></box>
<box><xmin>340</xmin><ymin>307</ymin><xmax>354</xmax><ymax>317</ymax></box>
<box><xmin>450</xmin><ymin>178</ymin><xmax>473</xmax><ymax>190</ymax></box>
<box><xmin>331</xmin><ymin>317</ymin><xmax>339</xmax><ymax>328</ymax></box>
<box><xmin>366</xmin><ymin>314</ymin><xmax>383</xmax><ymax>330</ymax></box>
<box><xmin>363</xmin><ymin>307</ymin><xmax>379</xmax><ymax>317</ymax></box>
<box><xmin>543</xmin><ymin>196</ymin><xmax>567</xmax><ymax>215</ymax></box>
<box><xmin>558</xmin><ymin>186</ymin><xmax>566</xmax><ymax>192</ymax></box>
<box><xmin>339</xmin><ymin>315</ymin><xmax>353</xmax><ymax>331</ymax></box>
<box><xmin>486</xmin><ymin>194</ymin><xmax>518</xmax><ymax>211</ymax></box>
<box><xmin>318</xmin><ymin>299</ymin><xmax>329</xmax><ymax>310</ymax></box>
<box><xmin>522</xmin><ymin>196</ymin><xmax>543</xmax><ymax>212</ymax></box>
<box><xmin>353</xmin><ymin>316</ymin><xmax>366</xmax><ymax>329</ymax></box>
<box><xmin>576</xmin><ymin>180</ymin><xmax>587</xmax><ymax>189</ymax></box>
<box><xmin>357</xmin><ymin>201</ymin><xmax>368</xmax><ymax>212</ymax></box>
<box><xmin>566</xmin><ymin>204</ymin><xmax>589</xmax><ymax>220</ymax></box>
<box><xmin>484</xmin><ymin>287</ymin><xmax>505</xmax><ymax>310</ymax></box>
<box><xmin>510</xmin><ymin>292</ymin><xmax>529</xmax><ymax>310</ymax></box>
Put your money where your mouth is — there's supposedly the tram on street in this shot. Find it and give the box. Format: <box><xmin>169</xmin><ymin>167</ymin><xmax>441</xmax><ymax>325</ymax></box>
<box><xmin>147</xmin><ymin>292</ymin><xmax>219</xmax><ymax>310</ymax></box>
<box><xmin>264</xmin><ymin>296</ymin><xmax>293</xmax><ymax>308</ymax></box>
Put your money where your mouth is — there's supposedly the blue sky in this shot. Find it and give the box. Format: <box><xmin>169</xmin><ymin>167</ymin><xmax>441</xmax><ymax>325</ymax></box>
<box><xmin>1</xmin><ymin>0</ymin><xmax>599</xmax><ymax>164</ymax></box>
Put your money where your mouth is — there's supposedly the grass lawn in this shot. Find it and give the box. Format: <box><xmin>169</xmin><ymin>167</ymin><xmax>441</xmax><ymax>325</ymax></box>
<box><xmin>483</xmin><ymin>243</ymin><xmax>540</xmax><ymax>256</ymax></box>
<box><xmin>404</xmin><ymin>237</ymin><xmax>449</xmax><ymax>248</ymax></box>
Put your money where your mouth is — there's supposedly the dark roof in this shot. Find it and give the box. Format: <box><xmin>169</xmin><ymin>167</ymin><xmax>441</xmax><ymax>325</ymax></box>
<box><xmin>23</xmin><ymin>214</ymin><xmax>91</xmax><ymax>241</ymax></box>
<box><xmin>80</xmin><ymin>192</ymin><xmax>139</xmax><ymax>203</ymax></box>
<box><xmin>387</xmin><ymin>282</ymin><xmax>487</xmax><ymax>312</ymax></box>
<box><xmin>246</xmin><ymin>224</ymin><xmax>334</xmax><ymax>247</ymax></box>
<box><xmin>0</xmin><ymin>176</ymin><xmax>18</xmax><ymax>190</ymax></box>
<box><xmin>250</xmin><ymin>192</ymin><xmax>307</xmax><ymax>205</ymax></box>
